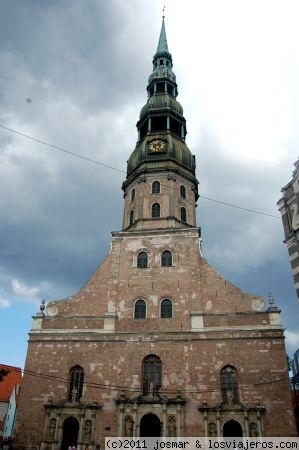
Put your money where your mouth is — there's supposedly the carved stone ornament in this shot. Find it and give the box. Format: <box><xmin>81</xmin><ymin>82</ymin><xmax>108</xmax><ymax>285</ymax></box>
<box><xmin>251</xmin><ymin>299</ymin><xmax>264</xmax><ymax>311</ymax></box>
<box><xmin>46</xmin><ymin>305</ymin><xmax>58</xmax><ymax>316</ymax></box>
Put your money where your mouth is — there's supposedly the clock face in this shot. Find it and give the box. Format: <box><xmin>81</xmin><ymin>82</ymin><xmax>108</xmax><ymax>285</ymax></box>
<box><xmin>149</xmin><ymin>139</ymin><xmax>165</xmax><ymax>152</ymax></box>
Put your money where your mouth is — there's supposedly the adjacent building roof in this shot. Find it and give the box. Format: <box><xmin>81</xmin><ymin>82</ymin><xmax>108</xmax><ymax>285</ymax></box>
<box><xmin>0</xmin><ymin>364</ymin><xmax>22</xmax><ymax>402</ymax></box>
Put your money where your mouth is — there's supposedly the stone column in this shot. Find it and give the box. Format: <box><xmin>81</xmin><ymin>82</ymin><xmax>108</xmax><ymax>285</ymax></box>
<box><xmin>133</xmin><ymin>403</ymin><xmax>138</xmax><ymax>437</ymax></box>
<box><xmin>162</xmin><ymin>403</ymin><xmax>167</xmax><ymax>437</ymax></box>
<box><xmin>244</xmin><ymin>411</ymin><xmax>249</xmax><ymax>437</ymax></box>
<box><xmin>176</xmin><ymin>404</ymin><xmax>181</xmax><ymax>437</ymax></box>
<box><xmin>55</xmin><ymin>412</ymin><xmax>61</xmax><ymax>443</ymax></box>
<box><xmin>91</xmin><ymin>412</ymin><xmax>97</xmax><ymax>446</ymax></box>
<box><xmin>203</xmin><ymin>411</ymin><xmax>208</xmax><ymax>437</ymax></box>
<box><xmin>118</xmin><ymin>403</ymin><xmax>124</xmax><ymax>436</ymax></box>
<box><xmin>216</xmin><ymin>411</ymin><xmax>221</xmax><ymax>437</ymax></box>
<box><xmin>57</xmin><ymin>419</ymin><xmax>63</xmax><ymax>450</ymax></box>
<box><xmin>78</xmin><ymin>413</ymin><xmax>85</xmax><ymax>448</ymax></box>
<box><xmin>257</xmin><ymin>411</ymin><xmax>263</xmax><ymax>437</ymax></box>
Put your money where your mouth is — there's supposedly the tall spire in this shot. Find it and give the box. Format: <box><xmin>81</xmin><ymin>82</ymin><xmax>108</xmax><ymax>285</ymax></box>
<box><xmin>156</xmin><ymin>16</ymin><xmax>169</xmax><ymax>54</ymax></box>
<box><xmin>122</xmin><ymin>11</ymin><xmax>199</xmax><ymax>232</ymax></box>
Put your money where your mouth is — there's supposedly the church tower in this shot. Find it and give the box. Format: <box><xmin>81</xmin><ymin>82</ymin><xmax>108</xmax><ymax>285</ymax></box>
<box><xmin>122</xmin><ymin>16</ymin><xmax>198</xmax><ymax>232</ymax></box>
<box><xmin>14</xmin><ymin>18</ymin><xmax>296</xmax><ymax>449</ymax></box>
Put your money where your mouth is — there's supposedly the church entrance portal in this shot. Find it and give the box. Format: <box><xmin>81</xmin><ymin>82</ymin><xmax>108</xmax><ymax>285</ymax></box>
<box><xmin>61</xmin><ymin>416</ymin><xmax>79</xmax><ymax>450</ymax></box>
<box><xmin>223</xmin><ymin>419</ymin><xmax>243</xmax><ymax>437</ymax></box>
<box><xmin>140</xmin><ymin>413</ymin><xmax>161</xmax><ymax>437</ymax></box>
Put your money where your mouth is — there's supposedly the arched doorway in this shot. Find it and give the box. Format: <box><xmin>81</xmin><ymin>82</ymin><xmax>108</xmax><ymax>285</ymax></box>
<box><xmin>140</xmin><ymin>413</ymin><xmax>161</xmax><ymax>437</ymax></box>
<box><xmin>223</xmin><ymin>419</ymin><xmax>243</xmax><ymax>437</ymax></box>
<box><xmin>61</xmin><ymin>416</ymin><xmax>79</xmax><ymax>450</ymax></box>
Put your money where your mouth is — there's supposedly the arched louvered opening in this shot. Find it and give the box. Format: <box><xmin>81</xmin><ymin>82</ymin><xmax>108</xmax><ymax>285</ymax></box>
<box><xmin>152</xmin><ymin>203</ymin><xmax>161</xmax><ymax>218</ymax></box>
<box><xmin>161</xmin><ymin>250</ymin><xmax>172</xmax><ymax>267</ymax></box>
<box><xmin>152</xmin><ymin>181</ymin><xmax>161</xmax><ymax>194</ymax></box>
<box><xmin>134</xmin><ymin>299</ymin><xmax>146</xmax><ymax>319</ymax></box>
<box><xmin>131</xmin><ymin>188</ymin><xmax>136</xmax><ymax>201</ymax></box>
<box><xmin>180</xmin><ymin>207</ymin><xmax>187</xmax><ymax>223</ymax></box>
<box><xmin>161</xmin><ymin>299</ymin><xmax>173</xmax><ymax>318</ymax></box>
<box><xmin>129</xmin><ymin>209</ymin><xmax>135</xmax><ymax>226</ymax></box>
<box><xmin>137</xmin><ymin>251</ymin><xmax>148</xmax><ymax>268</ymax></box>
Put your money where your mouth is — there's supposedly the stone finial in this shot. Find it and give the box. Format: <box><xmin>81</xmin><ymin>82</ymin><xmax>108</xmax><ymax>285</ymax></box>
<box><xmin>35</xmin><ymin>299</ymin><xmax>46</xmax><ymax>318</ymax></box>
<box><xmin>40</xmin><ymin>299</ymin><xmax>46</xmax><ymax>313</ymax></box>
<box><xmin>268</xmin><ymin>292</ymin><xmax>275</xmax><ymax>306</ymax></box>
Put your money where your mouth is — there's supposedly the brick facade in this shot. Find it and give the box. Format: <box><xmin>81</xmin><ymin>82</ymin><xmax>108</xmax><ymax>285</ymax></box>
<box><xmin>13</xmin><ymin>228</ymin><xmax>296</xmax><ymax>446</ymax></box>
<box><xmin>14</xmin><ymin>18</ymin><xmax>296</xmax><ymax>450</ymax></box>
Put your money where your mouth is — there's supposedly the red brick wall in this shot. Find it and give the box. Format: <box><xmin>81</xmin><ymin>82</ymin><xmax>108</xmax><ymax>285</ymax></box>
<box><xmin>13</xmin><ymin>228</ymin><xmax>297</xmax><ymax>446</ymax></box>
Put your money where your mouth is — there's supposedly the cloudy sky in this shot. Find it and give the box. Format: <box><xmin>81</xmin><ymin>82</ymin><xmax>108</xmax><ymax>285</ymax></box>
<box><xmin>1</xmin><ymin>0</ymin><xmax>299</xmax><ymax>368</ymax></box>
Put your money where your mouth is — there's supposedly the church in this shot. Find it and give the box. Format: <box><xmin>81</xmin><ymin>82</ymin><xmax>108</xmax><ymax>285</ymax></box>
<box><xmin>14</xmin><ymin>18</ymin><xmax>296</xmax><ymax>449</ymax></box>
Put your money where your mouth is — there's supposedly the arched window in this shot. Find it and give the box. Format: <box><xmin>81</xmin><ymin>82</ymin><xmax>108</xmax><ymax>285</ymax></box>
<box><xmin>129</xmin><ymin>209</ymin><xmax>134</xmax><ymax>226</ymax></box>
<box><xmin>161</xmin><ymin>299</ymin><xmax>173</xmax><ymax>318</ymax></box>
<box><xmin>137</xmin><ymin>251</ymin><xmax>148</xmax><ymax>268</ymax></box>
<box><xmin>180</xmin><ymin>185</ymin><xmax>186</xmax><ymax>199</ymax></box>
<box><xmin>134</xmin><ymin>299</ymin><xmax>146</xmax><ymax>319</ymax></box>
<box><xmin>152</xmin><ymin>181</ymin><xmax>160</xmax><ymax>194</ymax></box>
<box><xmin>142</xmin><ymin>355</ymin><xmax>162</xmax><ymax>396</ymax></box>
<box><xmin>220</xmin><ymin>365</ymin><xmax>239</xmax><ymax>405</ymax></box>
<box><xmin>180</xmin><ymin>207</ymin><xmax>187</xmax><ymax>223</ymax></box>
<box><xmin>131</xmin><ymin>188</ymin><xmax>136</xmax><ymax>202</ymax></box>
<box><xmin>161</xmin><ymin>250</ymin><xmax>172</xmax><ymax>267</ymax></box>
<box><xmin>152</xmin><ymin>203</ymin><xmax>160</xmax><ymax>218</ymax></box>
<box><xmin>68</xmin><ymin>365</ymin><xmax>84</xmax><ymax>402</ymax></box>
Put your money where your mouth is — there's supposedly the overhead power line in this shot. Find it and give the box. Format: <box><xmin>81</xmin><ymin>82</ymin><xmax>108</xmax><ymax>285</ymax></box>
<box><xmin>199</xmin><ymin>196</ymin><xmax>280</xmax><ymax>219</ymax></box>
<box><xmin>0</xmin><ymin>124</ymin><xmax>279</xmax><ymax>219</ymax></box>
<box><xmin>0</xmin><ymin>124</ymin><xmax>125</xmax><ymax>173</ymax></box>
<box><xmin>8</xmin><ymin>365</ymin><xmax>291</xmax><ymax>395</ymax></box>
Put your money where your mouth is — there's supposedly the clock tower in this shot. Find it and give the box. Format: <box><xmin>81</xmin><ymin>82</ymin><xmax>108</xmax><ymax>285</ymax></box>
<box><xmin>122</xmin><ymin>17</ymin><xmax>198</xmax><ymax>231</ymax></box>
<box><xmin>13</xmin><ymin>15</ymin><xmax>296</xmax><ymax>449</ymax></box>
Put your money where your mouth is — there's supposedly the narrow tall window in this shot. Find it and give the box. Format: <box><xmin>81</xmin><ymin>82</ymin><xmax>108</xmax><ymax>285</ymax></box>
<box><xmin>134</xmin><ymin>299</ymin><xmax>146</xmax><ymax>319</ymax></box>
<box><xmin>180</xmin><ymin>185</ymin><xmax>186</xmax><ymax>199</ymax></box>
<box><xmin>129</xmin><ymin>209</ymin><xmax>134</xmax><ymax>226</ymax></box>
<box><xmin>142</xmin><ymin>355</ymin><xmax>162</xmax><ymax>396</ymax></box>
<box><xmin>161</xmin><ymin>250</ymin><xmax>172</xmax><ymax>267</ymax></box>
<box><xmin>180</xmin><ymin>207</ymin><xmax>187</xmax><ymax>223</ymax></box>
<box><xmin>152</xmin><ymin>181</ymin><xmax>161</xmax><ymax>194</ymax></box>
<box><xmin>137</xmin><ymin>251</ymin><xmax>148</xmax><ymax>268</ymax></box>
<box><xmin>220</xmin><ymin>366</ymin><xmax>239</xmax><ymax>405</ymax></box>
<box><xmin>68</xmin><ymin>365</ymin><xmax>84</xmax><ymax>402</ymax></box>
<box><xmin>131</xmin><ymin>188</ymin><xmax>136</xmax><ymax>201</ymax></box>
<box><xmin>161</xmin><ymin>299</ymin><xmax>173</xmax><ymax>318</ymax></box>
<box><xmin>152</xmin><ymin>203</ymin><xmax>160</xmax><ymax>218</ymax></box>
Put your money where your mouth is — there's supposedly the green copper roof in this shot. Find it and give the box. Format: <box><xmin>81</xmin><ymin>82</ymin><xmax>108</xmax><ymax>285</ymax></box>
<box><xmin>156</xmin><ymin>17</ymin><xmax>169</xmax><ymax>54</ymax></box>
